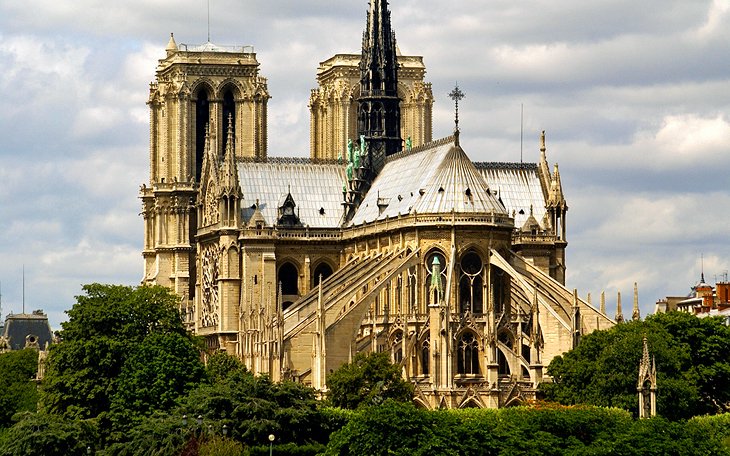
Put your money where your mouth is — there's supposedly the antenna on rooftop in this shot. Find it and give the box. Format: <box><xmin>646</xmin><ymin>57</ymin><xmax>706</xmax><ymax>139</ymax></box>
<box><xmin>0</xmin><ymin>280</ymin><xmax>3</xmax><ymax>320</ymax></box>
<box><xmin>207</xmin><ymin>0</ymin><xmax>211</xmax><ymax>42</ymax></box>
<box><xmin>22</xmin><ymin>265</ymin><xmax>25</xmax><ymax>314</ymax></box>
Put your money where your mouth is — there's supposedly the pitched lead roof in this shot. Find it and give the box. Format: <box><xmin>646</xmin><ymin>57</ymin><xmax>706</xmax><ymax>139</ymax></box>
<box><xmin>238</xmin><ymin>158</ymin><xmax>347</xmax><ymax>228</ymax></box>
<box><xmin>474</xmin><ymin>163</ymin><xmax>547</xmax><ymax>229</ymax></box>
<box><xmin>350</xmin><ymin>137</ymin><xmax>507</xmax><ymax>226</ymax></box>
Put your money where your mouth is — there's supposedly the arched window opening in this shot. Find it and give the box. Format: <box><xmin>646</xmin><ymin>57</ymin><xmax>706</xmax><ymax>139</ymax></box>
<box><xmin>459</xmin><ymin>251</ymin><xmax>484</xmax><ymax>315</ymax></box>
<box><xmin>195</xmin><ymin>89</ymin><xmax>210</xmax><ymax>181</ymax></box>
<box><xmin>407</xmin><ymin>268</ymin><xmax>418</xmax><ymax>314</ymax></box>
<box><xmin>457</xmin><ymin>332</ymin><xmax>480</xmax><ymax>375</ymax></box>
<box><xmin>497</xmin><ymin>348</ymin><xmax>510</xmax><ymax>376</ymax></box>
<box><xmin>392</xmin><ymin>331</ymin><xmax>403</xmax><ymax>364</ymax></box>
<box><xmin>522</xmin><ymin>344</ymin><xmax>531</xmax><ymax>363</ymax></box>
<box><xmin>492</xmin><ymin>267</ymin><xmax>507</xmax><ymax>314</ymax></box>
<box><xmin>421</xmin><ymin>339</ymin><xmax>430</xmax><ymax>375</ymax></box>
<box><xmin>312</xmin><ymin>262</ymin><xmax>333</xmax><ymax>287</ymax></box>
<box><xmin>425</xmin><ymin>250</ymin><xmax>446</xmax><ymax>307</ymax></box>
<box><xmin>222</xmin><ymin>88</ymin><xmax>236</xmax><ymax>157</ymax></box>
<box><xmin>278</xmin><ymin>262</ymin><xmax>299</xmax><ymax>296</ymax></box>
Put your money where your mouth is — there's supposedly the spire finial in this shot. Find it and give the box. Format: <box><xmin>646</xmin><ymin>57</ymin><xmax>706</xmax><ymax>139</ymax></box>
<box><xmin>448</xmin><ymin>82</ymin><xmax>465</xmax><ymax>145</ymax></box>
<box><xmin>540</xmin><ymin>130</ymin><xmax>546</xmax><ymax>153</ymax></box>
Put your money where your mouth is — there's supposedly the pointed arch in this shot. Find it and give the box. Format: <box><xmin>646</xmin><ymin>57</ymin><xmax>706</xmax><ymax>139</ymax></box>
<box><xmin>277</xmin><ymin>261</ymin><xmax>300</xmax><ymax>298</ymax></box>
<box><xmin>311</xmin><ymin>260</ymin><xmax>335</xmax><ymax>288</ymax></box>
<box><xmin>192</xmin><ymin>82</ymin><xmax>214</xmax><ymax>182</ymax></box>
<box><xmin>456</xmin><ymin>331</ymin><xmax>480</xmax><ymax>375</ymax></box>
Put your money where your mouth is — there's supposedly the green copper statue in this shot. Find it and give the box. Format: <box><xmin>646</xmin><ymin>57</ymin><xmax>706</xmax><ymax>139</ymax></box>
<box><xmin>353</xmin><ymin>147</ymin><xmax>361</xmax><ymax>168</ymax></box>
<box><xmin>406</xmin><ymin>136</ymin><xmax>412</xmax><ymax>151</ymax></box>
<box><xmin>346</xmin><ymin>162</ymin><xmax>353</xmax><ymax>181</ymax></box>
<box><xmin>359</xmin><ymin>135</ymin><xmax>367</xmax><ymax>156</ymax></box>
<box><xmin>347</xmin><ymin>139</ymin><xmax>354</xmax><ymax>163</ymax></box>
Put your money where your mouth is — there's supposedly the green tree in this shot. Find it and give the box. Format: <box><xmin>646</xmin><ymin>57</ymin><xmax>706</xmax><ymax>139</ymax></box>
<box><xmin>0</xmin><ymin>412</ymin><xmax>97</xmax><ymax>456</ymax></box>
<box><xmin>40</xmin><ymin>284</ymin><xmax>205</xmax><ymax>442</ymax></box>
<box><xmin>0</xmin><ymin>349</ymin><xmax>39</xmax><ymax>428</ymax></box>
<box><xmin>540</xmin><ymin>312</ymin><xmax>730</xmax><ymax>419</ymax></box>
<box><xmin>327</xmin><ymin>352</ymin><xmax>414</xmax><ymax>409</ymax></box>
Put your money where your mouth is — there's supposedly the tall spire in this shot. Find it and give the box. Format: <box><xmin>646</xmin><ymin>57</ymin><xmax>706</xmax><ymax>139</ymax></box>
<box><xmin>615</xmin><ymin>291</ymin><xmax>624</xmax><ymax>323</ymax></box>
<box><xmin>632</xmin><ymin>282</ymin><xmax>641</xmax><ymax>321</ymax></box>
<box><xmin>358</xmin><ymin>0</ymin><xmax>401</xmax><ymax>167</ymax></box>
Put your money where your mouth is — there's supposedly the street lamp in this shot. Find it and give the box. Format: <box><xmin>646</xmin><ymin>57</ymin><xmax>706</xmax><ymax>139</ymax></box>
<box><xmin>196</xmin><ymin>415</ymin><xmax>203</xmax><ymax>427</ymax></box>
<box><xmin>222</xmin><ymin>424</ymin><xmax>228</xmax><ymax>437</ymax></box>
<box><xmin>268</xmin><ymin>434</ymin><xmax>275</xmax><ymax>456</ymax></box>
<box><xmin>182</xmin><ymin>414</ymin><xmax>188</xmax><ymax>427</ymax></box>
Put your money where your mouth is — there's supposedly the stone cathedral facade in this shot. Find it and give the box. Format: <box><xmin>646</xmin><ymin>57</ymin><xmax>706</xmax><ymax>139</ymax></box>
<box><xmin>141</xmin><ymin>0</ymin><xmax>614</xmax><ymax>409</ymax></box>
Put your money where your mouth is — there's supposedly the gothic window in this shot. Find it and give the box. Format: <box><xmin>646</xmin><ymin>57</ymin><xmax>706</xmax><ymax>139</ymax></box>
<box><xmin>421</xmin><ymin>339</ymin><xmax>430</xmax><ymax>375</ymax></box>
<box><xmin>222</xmin><ymin>88</ymin><xmax>236</xmax><ymax>156</ymax></box>
<box><xmin>406</xmin><ymin>267</ymin><xmax>418</xmax><ymax>314</ymax></box>
<box><xmin>492</xmin><ymin>267</ymin><xmax>507</xmax><ymax>314</ymax></box>
<box><xmin>457</xmin><ymin>332</ymin><xmax>480</xmax><ymax>375</ymax></box>
<box><xmin>497</xmin><ymin>348</ymin><xmax>510</xmax><ymax>376</ymax></box>
<box><xmin>312</xmin><ymin>262</ymin><xmax>334</xmax><ymax>287</ymax></box>
<box><xmin>392</xmin><ymin>330</ymin><xmax>403</xmax><ymax>364</ymax></box>
<box><xmin>278</xmin><ymin>262</ymin><xmax>299</xmax><ymax>296</ymax></box>
<box><xmin>459</xmin><ymin>251</ymin><xmax>484</xmax><ymax>315</ymax></box>
<box><xmin>195</xmin><ymin>89</ymin><xmax>210</xmax><ymax>181</ymax></box>
<box><xmin>425</xmin><ymin>250</ymin><xmax>446</xmax><ymax>307</ymax></box>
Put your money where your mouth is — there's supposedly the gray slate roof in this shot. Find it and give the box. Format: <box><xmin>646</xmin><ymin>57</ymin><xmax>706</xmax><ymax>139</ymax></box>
<box><xmin>350</xmin><ymin>138</ymin><xmax>506</xmax><ymax>226</ymax></box>
<box><xmin>238</xmin><ymin>157</ymin><xmax>347</xmax><ymax>228</ymax></box>
<box><xmin>3</xmin><ymin>312</ymin><xmax>53</xmax><ymax>351</ymax></box>
<box><xmin>475</xmin><ymin>163</ymin><xmax>547</xmax><ymax>229</ymax></box>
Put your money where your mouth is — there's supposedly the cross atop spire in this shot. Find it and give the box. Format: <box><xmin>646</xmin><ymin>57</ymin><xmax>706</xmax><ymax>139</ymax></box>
<box><xmin>449</xmin><ymin>83</ymin><xmax>465</xmax><ymax>145</ymax></box>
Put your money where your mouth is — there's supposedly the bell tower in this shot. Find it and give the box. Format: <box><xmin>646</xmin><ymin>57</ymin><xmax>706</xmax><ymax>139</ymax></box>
<box><xmin>140</xmin><ymin>33</ymin><xmax>269</xmax><ymax>318</ymax></box>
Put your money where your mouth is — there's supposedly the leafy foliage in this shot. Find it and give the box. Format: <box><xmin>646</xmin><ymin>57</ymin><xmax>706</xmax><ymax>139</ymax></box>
<box><xmin>0</xmin><ymin>349</ymin><xmax>39</xmax><ymax>428</ymax></box>
<box><xmin>541</xmin><ymin>312</ymin><xmax>730</xmax><ymax>420</ymax></box>
<box><xmin>326</xmin><ymin>352</ymin><xmax>414</xmax><ymax>409</ymax></box>
<box><xmin>0</xmin><ymin>412</ymin><xmax>97</xmax><ymax>456</ymax></box>
<box><xmin>325</xmin><ymin>402</ymin><xmax>730</xmax><ymax>456</ymax></box>
<box><xmin>39</xmin><ymin>284</ymin><xmax>205</xmax><ymax>443</ymax></box>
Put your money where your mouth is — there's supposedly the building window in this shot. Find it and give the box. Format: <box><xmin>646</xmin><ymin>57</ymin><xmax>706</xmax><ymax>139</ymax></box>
<box><xmin>195</xmin><ymin>89</ymin><xmax>210</xmax><ymax>181</ymax></box>
<box><xmin>392</xmin><ymin>330</ymin><xmax>403</xmax><ymax>364</ymax></box>
<box><xmin>222</xmin><ymin>88</ymin><xmax>236</xmax><ymax>156</ymax></box>
<box><xmin>459</xmin><ymin>250</ymin><xmax>484</xmax><ymax>315</ymax></box>
<box><xmin>425</xmin><ymin>250</ymin><xmax>446</xmax><ymax>307</ymax></box>
<box><xmin>457</xmin><ymin>332</ymin><xmax>480</xmax><ymax>375</ymax></box>
<box><xmin>278</xmin><ymin>262</ymin><xmax>299</xmax><ymax>296</ymax></box>
<box><xmin>312</xmin><ymin>262</ymin><xmax>333</xmax><ymax>287</ymax></box>
<box><xmin>421</xmin><ymin>339</ymin><xmax>430</xmax><ymax>375</ymax></box>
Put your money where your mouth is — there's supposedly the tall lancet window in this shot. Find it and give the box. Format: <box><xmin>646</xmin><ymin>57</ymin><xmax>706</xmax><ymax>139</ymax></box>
<box><xmin>222</xmin><ymin>88</ymin><xmax>236</xmax><ymax>157</ymax></box>
<box><xmin>457</xmin><ymin>332</ymin><xmax>480</xmax><ymax>375</ymax></box>
<box><xmin>459</xmin><ymin>251</ymin><xmax>484</xmax><ymax>315</ymax></box>
<box><xmin>425</xmin><ymin>250</ymin><xmax>446</xmax><ymax>306</ymax></box>
<box><xmin>195</xmin><ymin>89</ymin><xmax>210</xmax><ymax>181</ymax></box>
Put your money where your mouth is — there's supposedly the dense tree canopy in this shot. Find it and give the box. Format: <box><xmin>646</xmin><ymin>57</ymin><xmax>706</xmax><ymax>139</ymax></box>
<box><xmin>540</xmin><ymin>311</ymin><xmax>730</xmax><ymax>420</ymax></box>
<box><xmin>325</xmin><ymin>401</ymin><xmax>730</xmax><ymax>456</ymax></box>
<box><xmin>327</xmin><ymin>352</ymin><xmax>414</xmax><ymax>409</ymax></box>
<box><xmin>40</xmin><ymin>284</ymin><xmax>205</xmax><ymax>438</ymax></box>
<box><xmin>0</xmin><ymin>349</ymin><xmax>39</xmax><ymax>428</ymax></box>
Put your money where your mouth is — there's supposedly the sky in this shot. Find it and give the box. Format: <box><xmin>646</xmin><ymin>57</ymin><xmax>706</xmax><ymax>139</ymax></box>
<box><xmin>1</xmin><ymin>0</ymin><xmax>729</xmax><ymax>329</ymax></box>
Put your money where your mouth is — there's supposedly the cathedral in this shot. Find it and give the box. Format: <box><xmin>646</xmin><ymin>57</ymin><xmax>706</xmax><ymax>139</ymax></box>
<box><xmin>140</xmin><ymin>0</ymin><xmax>614</xmax><ymax>408</ymax></box>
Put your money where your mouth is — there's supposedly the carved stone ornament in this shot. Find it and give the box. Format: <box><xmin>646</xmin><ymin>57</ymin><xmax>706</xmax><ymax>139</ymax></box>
<box><xmin>203</xmin><ymin>182</ymin><xmax>220</xmax><ymax>226</ymax></box>
<box><xmin>200</xmin><ymin>244</ymin><xmax>220</xmax><ymax>327</ymax></box>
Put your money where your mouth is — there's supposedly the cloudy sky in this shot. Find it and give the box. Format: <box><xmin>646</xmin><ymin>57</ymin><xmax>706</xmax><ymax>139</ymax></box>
<box><xmin>1</xmin><ymin>0</ymin><xmax>729</xmax><ymax>328</ymax></box>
